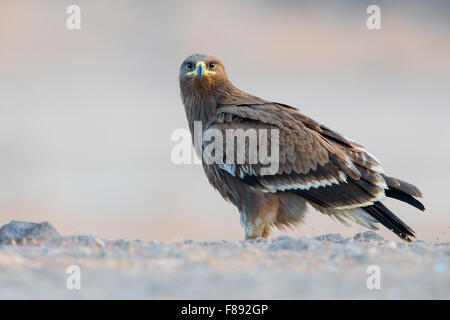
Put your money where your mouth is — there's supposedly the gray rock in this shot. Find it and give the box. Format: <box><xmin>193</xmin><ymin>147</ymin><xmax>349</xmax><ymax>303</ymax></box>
<box><xmin>0</xmin><ymin>220</ymin><xmax>60</xmax><ymax>244</ymax></box>
<box><xmin>353</xmin><ymin>231</ymin><xmax>384</xmax><ymax>242</ymax></box>
<box><xmin>246</xmin><ymin>237</ymin><xmax>268</xmax><ymax>244</ymax></box>
<box><xmin>114</xmin><ymin>239</ymin><xmax>131</xmax><ymax>248</ymax></box>
<box><xmin>315</xmin><ymin>234</ymin><xmax>344</xmax><ymax>243</ymax></box>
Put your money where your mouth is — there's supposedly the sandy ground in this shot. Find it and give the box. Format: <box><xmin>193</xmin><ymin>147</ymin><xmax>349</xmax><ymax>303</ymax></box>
<box><xmin>0</xmin><ymin>232</ymin><xmax>448</xmax><ymax>299</ymax></box>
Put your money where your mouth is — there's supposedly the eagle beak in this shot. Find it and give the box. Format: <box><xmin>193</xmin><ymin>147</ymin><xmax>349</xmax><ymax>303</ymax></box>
<box><xmin>187</xmin><ymin>61</ymin><xmax>216</xmax><ymax>80</ymax></box>
<box><xmin>187</xmin><ymin>61</ymin><xmax>215</xmax><ymax>79</ymax></box>
<box><xmin>196</xmin><ymin>62</ymin><xmax>205</xmax><ymax>80</ymax></box>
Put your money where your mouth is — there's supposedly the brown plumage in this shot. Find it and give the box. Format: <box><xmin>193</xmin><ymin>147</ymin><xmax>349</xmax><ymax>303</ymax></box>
<box><xmin>179</xmin><ymin>53</ymin><xmax>425</xmax><ymax>241</ymax></box>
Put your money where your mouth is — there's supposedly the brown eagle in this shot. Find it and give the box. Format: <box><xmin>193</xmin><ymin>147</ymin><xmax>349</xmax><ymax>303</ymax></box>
<box><xmin>179</xmin><ymin>53</ymin><xmax>425</xmax><ymax>241</ymax></box>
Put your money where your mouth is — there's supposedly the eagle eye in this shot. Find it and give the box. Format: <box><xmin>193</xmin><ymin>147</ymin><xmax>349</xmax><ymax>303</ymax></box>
<box><xmin>186</xmin><ymin>63</ymin><xmax>194</xmax><ymax>70</ymax></box>
<box><xmin>209</xmin><ymin>62</ymin><xmax>216</xmax><ymax>69</ymax></box>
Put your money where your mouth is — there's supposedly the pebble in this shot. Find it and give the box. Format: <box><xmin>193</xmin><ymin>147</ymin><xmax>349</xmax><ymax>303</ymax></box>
<box><xmin>353</xmin><ymin>231</ymin><xmax>384</xmax><ymax>242</ymax></box>
<box><xmin>315</xmin><ymin>234</ymin><xmax>344</xmax><ymax>243</ymax></box>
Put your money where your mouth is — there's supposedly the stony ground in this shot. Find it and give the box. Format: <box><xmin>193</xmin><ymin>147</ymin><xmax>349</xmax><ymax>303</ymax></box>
<box><xmin>0</xmin><ymin>230</ymin><xmax>448</xmax><ymax>299</ymax></box>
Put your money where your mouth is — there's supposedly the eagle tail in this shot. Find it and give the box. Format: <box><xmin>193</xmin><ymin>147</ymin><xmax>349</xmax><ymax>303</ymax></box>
<box><xmin>363</xmin><ymin>202</ymin><xmax>416</xmax><ymax>242</ymax></box>
<box><xmin>382</xmin><ymin>175</ymin><xmax>425</xmax><ymax>211</ymax></box>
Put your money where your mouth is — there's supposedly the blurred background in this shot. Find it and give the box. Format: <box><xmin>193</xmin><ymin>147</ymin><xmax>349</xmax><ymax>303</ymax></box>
<box><xmin>0</xmin><ymin>0</ymin><xmax>449</xmax><ymax>242</ymax></box>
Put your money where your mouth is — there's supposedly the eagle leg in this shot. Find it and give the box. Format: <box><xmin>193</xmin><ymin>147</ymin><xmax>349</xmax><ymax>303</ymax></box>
<box><xmin>242</xmin><ymin>217</ymin><xmax>272</xmax><ymax>240</ymax></box>
<box><xmin>239</xmin><ymin>193</ymin><xmax>279</xmax><ymax>240</ymax></box>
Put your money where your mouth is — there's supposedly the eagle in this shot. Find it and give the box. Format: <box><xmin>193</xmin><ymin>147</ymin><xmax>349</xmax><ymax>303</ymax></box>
<box><xmin>179</xmin><ymin>53</ymin><xmax>425</xmax><ymax>241</ymax></box>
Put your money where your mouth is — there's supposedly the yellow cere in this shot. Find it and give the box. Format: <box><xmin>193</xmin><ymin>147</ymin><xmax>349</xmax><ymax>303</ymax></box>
<box><xmin>187</xmin><ymin>61</ymin><xmax>216</xmax><ymax>77</ymax></box>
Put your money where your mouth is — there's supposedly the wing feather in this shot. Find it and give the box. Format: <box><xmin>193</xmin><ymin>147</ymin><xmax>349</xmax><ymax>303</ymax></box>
<box><xmin>204</xmin><ymin>99</ymin><xmax>423</xmax><ymax>241</ymax></box>
<box><xmin>203</xmin><ymin>103</ymin><xmax>387</xmax><ymax>209</ymax></box>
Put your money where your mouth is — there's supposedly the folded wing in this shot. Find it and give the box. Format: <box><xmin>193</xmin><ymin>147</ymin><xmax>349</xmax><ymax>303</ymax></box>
<box><xmin>205</xmin><ymin>102</ymin><xmax>424</xmax><ymax>241</ymax></box>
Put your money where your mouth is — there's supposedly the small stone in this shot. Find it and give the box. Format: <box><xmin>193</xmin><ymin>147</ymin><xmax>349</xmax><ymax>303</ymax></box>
<box><xmin>315</xmin><ymin>234</ymin><xmax>344</xmax><ymax>243</ymax></box>
<box><xmin>247</xmin><ymin>237</ymin><xmax>268</xmax><ymax>244</ymax></box>
<box><xmin>95</xmin><ymin>237</ymin><xmax>105</xmax><ymax>247</ymax></box>
<box><xmin>0</xmin><ymin>220</ymin><xmax>60</xmax><ymax>244</ymax></box>
<box><xmin>114</xmin><ymin>239</ymin><xmax>130</xmax><ymax>248</ymax></box>
<box><xmin>353</xmin><ymin>231</ymin><xmax>384</xmax><ymax>242</ymax></box>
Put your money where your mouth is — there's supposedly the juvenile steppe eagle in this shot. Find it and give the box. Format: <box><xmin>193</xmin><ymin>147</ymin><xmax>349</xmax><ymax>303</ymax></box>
<box><xmin>179</xmin><ymin>53</ymin><xmax>425</xmax><ymax>241</ymax></box>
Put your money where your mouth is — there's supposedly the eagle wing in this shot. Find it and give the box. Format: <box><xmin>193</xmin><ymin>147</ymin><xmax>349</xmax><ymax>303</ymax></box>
<box><xmin>206</xmin><ymin>102</ymin><xmax>387</xmax><ymax>210</ymax></box>
<box><xmin>203</xmin><ymin>102</ymin><xmax>423</xmax><ymax>241</ymax></box>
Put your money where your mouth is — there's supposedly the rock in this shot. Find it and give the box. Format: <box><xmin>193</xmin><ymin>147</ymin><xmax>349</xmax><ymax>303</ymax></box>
<box><xmin>0</xmin><ymin>220</ymin><xmax>60</xmax><ymax>244</ymax></box>
<box><xmin>95</xmin><ymin>237</ymin><xmax>106</xmax><ymax>247</ymax></box>
<box><xmin>113</xmin><ymin>239</ymin><xmax>131</xmax><ymax>249</ymax></box>
<box><xmin>315</xmin><ymin>234</ymin><xmax>344</xmax><ymax>243</ymax></box>
<box><xmin>246</xmin><ymin>237</ymin><xmax>268</xmax><ymax>244</ymax></box>
<box><xmin>353</xmin><ymin>231</ymin><xmax>384</xmax><ymax>242</ymax></box>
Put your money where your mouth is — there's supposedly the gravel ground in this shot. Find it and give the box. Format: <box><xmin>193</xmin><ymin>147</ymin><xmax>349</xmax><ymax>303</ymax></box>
<box><xmin>0</xmin><ymin>230</ymin><xmax>448</xmax><ymax>299</ymax></box>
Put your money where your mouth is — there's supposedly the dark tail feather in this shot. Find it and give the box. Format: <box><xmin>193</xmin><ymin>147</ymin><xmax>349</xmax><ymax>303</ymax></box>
<box><xmin>363</xmin><ymin>202</ymin><xmax>416</xmax><ymax>242</ymax></box>
<box><xmin>382</xmin><ymin>175</ymin><xmax>425</xmax><ymax>211</ymax></box>
<box><xmin>385</xmin><ymin>189</ymin><xmax>425</xmax><ymax>211</ymax></box>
